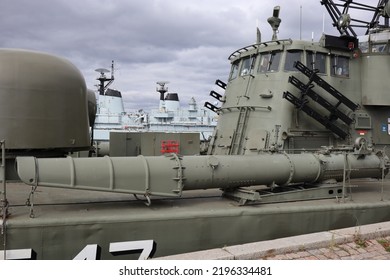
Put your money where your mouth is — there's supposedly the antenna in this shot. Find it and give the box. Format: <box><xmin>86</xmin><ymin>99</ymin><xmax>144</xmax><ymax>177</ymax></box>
<box><xmin>300</xmin><ymin>5</ymin><xmax>302</xmax><ymax>40</ymax></box>
<box><xmin>256</xmin><ymin>27</ymin><xmax>261</xmax><ymax>44</ymax></box>
<box><xmin>268</xmin><ymin>6</ymin><xmax>281</xmax><ymax>40</ymax></box>
<box><xmin>321</xmin><ymin>0</ymin><xmax>390</xmax><ymax>36</ymax></box>
<box><xmin>156</xmin><ymin>81</ymin><xmax>169</xmax><ymax>101</ymax></box>
<box><xmin>256</xmin><ymin>19</ymin><xmax>261</xmax><ymax>43</ymax></box>
<box><xmin>95</xmin><ymin>68</ymin><xmax>110</xmax><ymax>75</ymax></box>
<box><xmin>95</xmin><ymin>61</ymin><xmax>115</xmax><ymax>96</ymax></box>
<box><xmin>110</xmin><ymin>60</ymin><xmax>115</xmax><ymax>80</ymax></box>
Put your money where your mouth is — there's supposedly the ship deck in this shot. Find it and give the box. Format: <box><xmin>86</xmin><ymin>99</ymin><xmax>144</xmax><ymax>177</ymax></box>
<box><xmin>2</xmin><ymin>179</ymin><xmax>390</xmax><ymax>259</ymax></box>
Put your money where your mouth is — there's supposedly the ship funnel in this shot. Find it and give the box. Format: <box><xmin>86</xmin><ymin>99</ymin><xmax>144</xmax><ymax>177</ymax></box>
<box><xmin>268</xmin><ymin>6</ymin><xmax>281</xmax><ymax>40</ymax></box>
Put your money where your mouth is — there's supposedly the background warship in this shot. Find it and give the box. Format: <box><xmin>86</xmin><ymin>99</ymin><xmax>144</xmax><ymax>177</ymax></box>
<box><xmin>93</xmin><ymin>71</ymin><xmax>217</xmax><ymax>156</ymax></box>
<box><xmin>93</xmin><ymin>64</ymin><xmax>217</xmax><ymax>154</ymax></box>
<box><xmin>1</xmin><ymin>0</ymin><xmax>390</xmax><ymax>259</ymax></box>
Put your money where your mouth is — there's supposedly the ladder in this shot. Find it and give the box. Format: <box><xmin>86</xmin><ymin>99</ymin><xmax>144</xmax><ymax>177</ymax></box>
<box><xmin>230</xmin><ymin>107</ymin><xmax>250</xmax><ymax>155</ymax></box>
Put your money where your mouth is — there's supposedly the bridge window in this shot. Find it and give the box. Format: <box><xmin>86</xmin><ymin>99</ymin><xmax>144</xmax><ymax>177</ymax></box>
<box><xmin>229</xmin><ymin>60</ymin><xmax>239</xmax><ymax>80</ymax></box>
<box><xmin>258</xmin><ymin>51</ymin><xmax>281</xmax><ymax>73</ymax></box>
<box><xmin>331</xmin><ymin>55</ymin><xmax>349</xmax><ymax>77</ymax></box>
<box><xmin>306</xmin><ymin>51</ymin><xmax>326</xmax><ymax>74</ymax></box>
<box><xmin>240</xmin><ymin>56</ymin><xmax>256</xmax><ymax>76</ymax></box>
<box><xmin>365</xmin><ymin>33</ymin><xmax>390</xmax><ymax>54</ymax></box>
<box><xmin>284</xmin><ymin>50</ymin><xmax>302</xmax><ymax>71</ymax></box>
<box><xmin>372</xmin><ymin>43</ymin><xmax>388</xmax><ymax>53</ymax></box>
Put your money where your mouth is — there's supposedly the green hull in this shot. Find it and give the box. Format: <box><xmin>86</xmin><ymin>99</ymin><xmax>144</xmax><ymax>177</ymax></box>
<box><xmin>2</xmin><ymin>181</ymin><xmax>390</xmax><ymax>259</ymax></box>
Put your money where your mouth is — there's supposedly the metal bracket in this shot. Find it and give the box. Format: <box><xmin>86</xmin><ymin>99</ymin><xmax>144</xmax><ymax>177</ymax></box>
<box><xmin>133</xmin><ymin>194</ymin><xmax>152</xmax><ymax>207</ymax></box>
<box><xmin>223</xmin><ymin>188</ymin><xmax>262</xmax><ymax>206</ymax></box>
<box><xmin>223</xmin><ymin>183</ymin><xmax>347</xmax><ymax>206</ymax></box>
<box><xmin>168</xmin><ymin>153</ymin><xmax>185</xmax><ymax>196</ymax></box>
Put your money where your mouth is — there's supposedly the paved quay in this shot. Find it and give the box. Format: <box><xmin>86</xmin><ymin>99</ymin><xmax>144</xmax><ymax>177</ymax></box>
<box><xmin>157</xmin><ymin>221</ymin><xmax>390</xmax><ymax>260</ymax></box>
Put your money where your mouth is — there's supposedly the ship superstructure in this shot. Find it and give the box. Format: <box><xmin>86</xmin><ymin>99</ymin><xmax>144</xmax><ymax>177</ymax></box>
<box><xmin>207</xmin><ymin>1</ymin><xmax>390</xmax><ymax>156</ymax></box>
<box><xmin>93</xmin><ymin>71</ymin><xmax>217</xmax><ymax>147</ymax></box>
<box><xmin>148</xmin><ymin>81</ymin><xmax>217</xmax><ymax>139</ymax></box>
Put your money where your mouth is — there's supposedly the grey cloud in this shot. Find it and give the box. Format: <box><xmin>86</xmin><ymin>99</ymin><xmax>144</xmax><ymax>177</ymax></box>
<box><xmin>1</xmin><ymin>0</ymin><xmax>350</xmax><ymax>111</ymax></box>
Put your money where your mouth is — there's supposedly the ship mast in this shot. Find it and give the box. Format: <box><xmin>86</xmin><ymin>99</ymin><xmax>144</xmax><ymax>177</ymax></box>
<box><xmin>95</xmin><ymin>60</ymin><xmax>115</xmax><ymax>96</ymax></box>
<box><xmin>321</xmin><ymin>0</ymin><xmax>390</xmax><ymax>36</ymax></box>
<box><xmin>156</xmin><ymin>81</ymin><xmax>169</xmax><ymax>110</ymax></box>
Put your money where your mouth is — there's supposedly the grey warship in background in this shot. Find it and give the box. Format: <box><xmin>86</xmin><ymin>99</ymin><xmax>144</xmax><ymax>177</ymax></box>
<box><xmin>1</xmin><ymin>0</ymin><xmax>390</xmax><ymax>259</ymax></box>
<box><xmin>93</xmin><ymin>65</ymin><xmax>217</xmax><ymax>156</ymax></box>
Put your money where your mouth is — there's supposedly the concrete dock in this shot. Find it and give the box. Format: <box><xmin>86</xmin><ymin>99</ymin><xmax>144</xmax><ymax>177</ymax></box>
<box><xmin>157</xmin><ymin>221</ymin><xmax>390</xmax><ymax>260</ymax></box>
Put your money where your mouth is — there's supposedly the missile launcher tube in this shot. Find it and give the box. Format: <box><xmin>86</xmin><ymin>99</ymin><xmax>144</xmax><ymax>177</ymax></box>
<box><xmin>16</xmin><ymin>152</ymin><xmax>386</xmax><ymax>197</ymax></box>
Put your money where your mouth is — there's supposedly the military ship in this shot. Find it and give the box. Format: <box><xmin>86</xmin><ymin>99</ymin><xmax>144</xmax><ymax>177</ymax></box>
<box><xmin>93</xmin><ymin>73</ymin><xmax>217</xmax><ymax>156</ymax></box>
<box><xmin>94</xmin><ymin>66</ymin><xmax>218</xmax><ymax>139</ymax></box>
<box><xmin>1</xmin><ymin>0</ymin><xmax>390</xmax><ymax>260</ymax></box>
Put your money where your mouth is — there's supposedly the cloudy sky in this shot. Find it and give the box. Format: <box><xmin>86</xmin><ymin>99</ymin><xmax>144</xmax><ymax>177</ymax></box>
<box><xmin>0</xmin><ymin>0</ymin><xmax>371</xmax><ymax>111</ymax></box>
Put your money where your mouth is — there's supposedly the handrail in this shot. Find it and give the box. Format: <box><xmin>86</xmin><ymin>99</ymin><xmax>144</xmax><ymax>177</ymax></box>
<box><xmin>228</xmin><ymin>39</ymin><xmax>293</xmax><ymax>60</ymax></box>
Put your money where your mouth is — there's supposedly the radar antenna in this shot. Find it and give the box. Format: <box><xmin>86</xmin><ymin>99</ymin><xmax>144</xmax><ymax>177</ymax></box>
<box><xmin>156</xmin><ymin>81</ymin><xmax>169</xmax><ymax>101</ymax></box>
<box><xmin>95</xmin><ymin>60</ymin><xmax>115</xmax><ymax>95</ymax></box>
<box><xmin>321</xmin><ymin>0</ymin><xmax>390</xmax><ymax>36</ymax></box>
<box><xmin>267</xmin><ymin>6</ymin><xmax>281</xmax><ymax>40</ymax></box>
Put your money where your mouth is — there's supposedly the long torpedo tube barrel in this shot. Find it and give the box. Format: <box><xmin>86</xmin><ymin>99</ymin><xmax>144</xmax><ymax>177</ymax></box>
<box><xmin>16</xmin><ymin>152</ymin><xmax>387</xmax><ymax>198</ymax></box>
